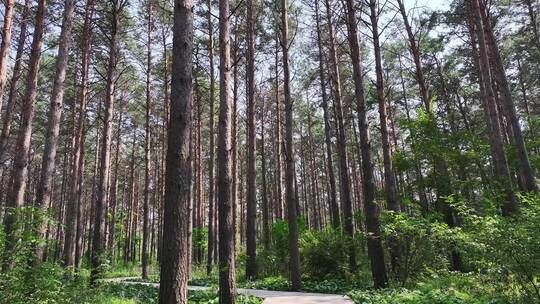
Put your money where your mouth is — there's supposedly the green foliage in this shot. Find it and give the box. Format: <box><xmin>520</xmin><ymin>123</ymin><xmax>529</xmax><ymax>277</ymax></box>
<box><xmin>299</xmin><ymin>229</ymin><xmax>351</xmax><ymax>279</ymax></box>
<box><xmin>193</xmin><ymin>227</ymin><xmax>208</xmax><ymax>251</ymax></box>
<box><xmin>243</xmin><ymin>276</ymin><xmax>291</xmax><ymax>291</ymax></box>
<box><xmin>97</xmin><ymin>283</ymin><xmax>262</xmax><ymax>304</ymax></box>
<box><xmin>348</xmin><ymin>272</ymin><xmax>508</xmax><ymax>304</ymax></box>
<box><xmin>456</xmin><ymin>193</ymin><xmax>540</xmax><ymax>302</ymax></box>
<box><xmin>257</xmin><ymin>218</ymin><xmax>307</xmax><ymax>277</ymax></box>
<box><xmin>380</xmin><ymin>211</ymin><xmax>452</xmax><ymax>283</ymax></box>
<box><xmin>0</xmin><ymin>263</ymin><xmax>96</xmax><ymax>304</ymax></box>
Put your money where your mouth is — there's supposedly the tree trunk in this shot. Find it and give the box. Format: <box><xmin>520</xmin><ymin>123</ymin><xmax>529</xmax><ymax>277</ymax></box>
<box><xmin>35</xmin><ymin>0</ymin><xmax>77</xmax><ymax>262</ymax></box>
<box><xmin>280</xmin><ymin>0</ymin><xmax>301</xmax><ymax>290</ymax></box>
<box><xmin>217</xmin><ymin>0</ymin><xmax>237</xmax><ymax>300</ymax></box>
<box><xmin>0</xmin><ymin>0</ymin><xmax>31</xmax><ymax>176</ymax></box>
<box><xmin>469</xmin><ymin>0</ymin><xmax>519</xmax><ymax>216</ymax></box>
<box><xmin>396</xmin><ymin>0</ymin><xmax>430</xmax><ymax>112</ymax></box>
<box><xmin>260</xmin><ymin>106</ymin><xmax>270</xmax><ymax>250</ymax></box>
<box><xmin>206</xmin><ymin>0</ymin><xmax>217</xmax><ymax>275</ymax></box>
<box><xmin>343</xmin><ymin>0</ymin><xmax>388</xmax><ymax>288</ymax></box>
<box><xmin>0</xmin><ymin>0</ymin><xmax>16</xmax><ymax>112</ymax></box>
<box><xmin>142</xmin><ymin>1</ymin><xmax>154</xmax><ymax>280</ymax></box>
<box><xmin>91</xmin><ymin>0</ymin><xmax>125</xmax><ymax>283</ymax></box>
<box><xmin>64</xmin><ymin>0</ymin><xmax>95</xmax><ymax>267</ymax></box>
<box><xmin>156</xmin><ymin>0</ymin><xmax>193</xmax><ymax>291</ymax></box>
<box><xmin>3</xmin><ymin>0</ymin><xmax>47</xmax><ymax>271</ymax></box>
<box><xmin>324</xmin><ymin>0</ymin><xmax>355</xmax><ymax>260</ymax></box>
<box><xmin>316</xmin><ymin>0</ymin><xmax>339</xmax><ymax>229</ymax></box>
<box><xmin>245</xmin><ymin>0</ymin><xmax>258</xmax><ymax>281</ymax></box>
<box><xmin>479</xmin><ymin>0</ymin><xmax>537</xmax><ymax>193</ymax></box>
<box><xmin>369</xmin><ymin>0</ymin><xmax>401</xmax><ymax>273</ymax></box>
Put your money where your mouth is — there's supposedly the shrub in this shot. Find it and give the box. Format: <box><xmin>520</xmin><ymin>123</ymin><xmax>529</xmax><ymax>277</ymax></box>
<box><xmin>299</xmin><ymin>229</ymin><xmax>350</xmax><ymax>279</ymax></box>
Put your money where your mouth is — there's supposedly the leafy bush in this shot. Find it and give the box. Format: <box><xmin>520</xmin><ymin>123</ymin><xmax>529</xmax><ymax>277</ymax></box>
<box><xmin>380</xmin><ymin>211</ymin><xmax>453</xmax><ymax>284</ymax></box>
<box><xmin>457</xmin><ymin>193</ymin><xmax>540</xmax><ymax>302</ymax></box>
<box><xmin>257</xmin><ymin>219</ymin><xmax>307</xmax><ymax>277</ymax></box>
<box><xmin>299</xmin><ymin>229</ymin><xmax>351</xmax><ymax>279</ymax></box>
<box><xmin>348</xmin><ymin>272</ymin><xmax>508</xmax><ymax>304</ymax></box>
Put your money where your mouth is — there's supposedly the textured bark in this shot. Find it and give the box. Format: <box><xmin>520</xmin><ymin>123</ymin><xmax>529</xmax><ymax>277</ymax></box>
<box><xmin>3</xmin><ymin>0</ymin><xmax>46</xmax><ymax>271</ymax></box>
<box><xmin>478</xmin><ymin>1</ymin><xmax>537</xmax><ymax>193</ymax></box>
<box><xmin>206</xmin><ymin>0</ymin><xmax>217</xmax><ymax>275</ymax></box>
<box><xmin>469</xmin><ymin>0</ymin><xmax>519</xmax><ymax>216</ymax></box>
<box><xmin>343</xmin><ymin>0</ymin><xmax>388</xmax><ymax>288</ymax></box>
<box><xmin>157</xmin><ymin>0</ymin><xmax>193</xmax><ymax>294</ymax></box>
<box><xmin>35</xmin><ymin>0</ymin><xmax>76</xmax><ymax>262</ymax></box>
<box><xmin>142</xmin><ymin>2</ymin><xmax>153</xmax><ymax>280</ymax></box>
<box><xmin>0</xmin><ymin>0</ymin><xmax>31</xmax><ymax>170</ymax></box>
<box><xmin>91</xmin><ymin>0</ymin><xmax>125</xmax><ymax>283</ymax></box>
<box><xmin>280</xmin><ymin>0</ymin><xmax>301</xmax><ymax>290</ymax></box>
<box><xmin>260</xmin><ymin>109</ymin><xmax>270</xmax><ymax>250</ymax></box>
<box><xmin>323</xmin><ymin>0</ymin><xmax>355</xmax><ymax>245</ymax></box>
<box><xmin>274</xmin><ymin>30</ymin><xmax>284</xmax><ymax>220</ymax></box>
<box><xmin>108</xmin><ymin>111</ymin><xmax>123</xmax><ymax>261</ymax></box>
<box><xmin>231</xmin><ymin>17</ymin><xmax>239</xmax><ymax>251</ymax></box>
<box><xmin>369</xmin><ymin>0</ymin><xmax>401</xmax><ymax>274</ymax></box>
<box><xmin>314</xmin><ymin>0</ymin><xmax>339</xmax><ymax>228</ymax></box>
<box><xmin>245</xmin><ymin>0</ymin><xmax>258</xmax><ymax>281</ymax></box>
<box><xmin>0</xmin><ymin>0</ymin><xmax>16</xmax><ymax>112</ymax></box>
<box><xmin>396</xmin><ymin>0</ymin><xmax>430</xmax><ymax>112</ymax></box>
<box><xmin>217</xmin><ymin>0</ymin><xmax>237</xmax><ymax>300</ymax></box>
<box><xmin>64</xmin><ymin>0</ymin><xmax>95</xmax><ymax>267</ymax></box>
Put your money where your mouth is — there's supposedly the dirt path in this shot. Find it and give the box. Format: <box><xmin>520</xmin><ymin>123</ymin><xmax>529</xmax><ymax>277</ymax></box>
<box><xmin>102</xmin><ymin>278</ymin><xmax>354</xmax><ymax>304</ymax></box>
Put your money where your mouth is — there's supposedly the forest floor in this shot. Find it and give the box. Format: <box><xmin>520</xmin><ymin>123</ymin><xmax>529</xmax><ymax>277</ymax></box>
<box><xmin>102</xmin><ymin>277</ymin><xmax>354</xmax><ymax>303</ymax></box>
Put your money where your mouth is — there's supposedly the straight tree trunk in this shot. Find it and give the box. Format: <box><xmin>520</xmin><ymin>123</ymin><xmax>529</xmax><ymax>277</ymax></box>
<box><xmin>206</xmin><ymin>0</ymin><xmax>217</xmax><ymax>275</ymax></box>
<box><xmin>0</xmin><ymin>0</ymin><xmax>16</xmax><ymax>112</ymax></box>
<box><xmin>343</xmin><ymin>0</ymin><xmax>388</xmax><ymax>288</ymax></box>
<box><xmin>35</xmin><ymin>0</ymin><xmax>77</xmax><ymax>262</ymax></box>
<box><xmin>478</xmin><ymin>1</ymin><xmax>537</xmax><ymax>193</ymax></box>
<box><xmin>274</xmin><ymin>30</ymin><xmax>284</xmax><ymax>220</ymax></box>
<box><xmin>245</xmin><ymin>0</ymin><xmax>258</xmax><ymax>281</ymax></box>
<box><xmin>64</xmin><ymin>0</ymin><xmax>95</xmax><ymax>267</ymax></box>
<box><xmin>3</xmin><ymin>0</ymin><xmax>47</xmax><ymax>271</ymax></box>
<box><xmin>396</xmin><ymin>0</ymin><xmax>430</xmax><ymax>112</ymax></box>
<box><xmin>91</xmin><ymin>0</ymin><xmax>126</xmax><ymax>283</ymax></box>
<box><xmin>142</xmin><ymin>1</ymin><xmax>154</xmax><ymax>280</ymax></box>
<box><xmin>260</xmin><ymin>107</ymin><xmax>270</xmax><ymax>250</ymax></box>
<box><xmin>368</xmin><ymin>0</ymin><xmax>401</xmax><ymax>272</ymax></box>
<box><xmin>323</xmin><ymin>0</ymin><xmax>354</xmax><ymax>249</ymax></box>
<box><xmin>280</xmin><ymin>0</ymin><xmax>301</xmax><ymax>290</ymax></box>
<box><xmin>217</xmin><ymin>0</ymin><xmax>237</xmax><ymax>300</ymax></box>
<box><xmin>157</xmin><ymin>3</ymin><xmax>196</xmax><ymax>285</ymax></box>
<box><xmin>0</xmin><ymin>0</ymin><xmax>31</xmax><ymax>172</ymax></box>
<box><xmin>317</xmin><ymin>0</ymin><xmax>339</xmax><ymax>229</ymax></box>
<box><xmin>469</xmin><ymin>0</ymin><xmax>519</xmax><ymax>216</ymax></box>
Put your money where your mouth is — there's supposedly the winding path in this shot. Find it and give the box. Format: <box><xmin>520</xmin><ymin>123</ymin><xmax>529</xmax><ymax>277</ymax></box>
<box><xmin>103</xmin><ymin>278</ymin><xmax>353</xmax><ymax>304</ymax></box>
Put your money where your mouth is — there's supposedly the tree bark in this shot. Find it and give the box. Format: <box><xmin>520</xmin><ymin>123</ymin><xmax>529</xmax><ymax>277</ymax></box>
<box><xmin>0</xmin><ymin>0</ymin><xmax>31</xmax><ymax>174</ymax></box>
<box><xmin>91</xmin><ymin>0</ymin><xmax>126</xmax><ymax>283</ymax></box>
<box><xmin>3</xmin><ymin>0</ymin><xmax>47</xmax><ymax>271</ymax></box>
<box><xmin>369</xmin><ymin>0</ymin><xmax>401</xmax><ymax>274</ymax></box>
<box><xmin>142</xmin><ymin>1</ymin><xmax>154</xmax><ymax>280</ymax></box>
<box><xmin>0</xmin><ymin>0</ymin><xmax>16</xmax><ymax>112</ymax></box>
<box><xmin>245</xmin><ymin>0</ymin><xmax>258</xmax><ymax>281</ymax></box>
<box><xmin>317</xmin><ymin>0</ymin><xmax>339</xmax><ymax>229</ymax></box>
<box><xmin>157</xmin><ymin>0</ymin><xmax>193</xmax><ymax>296</ymax></box>
<box><xmin>280</xmin><ymin>0</ymin><xmax>301</xmax><ymax>290</ymax></box>
<box><xmin>217</xmin><ymin>0</ymin><xmax>237</xmax><ymax>300</ymax></box>
<box><xmin>64</xmin><ymin>0</ymin><xmax>95</xmax><ymax>267</ymax></box>
<box><xmin>469</xmin><ymin>0</ymin><xmax>519</xmax><ymax>216</ymax></box>
<box><xmin>35</xmin><ymin>0</ymin><xmax>77</xmax><ymax>262</ymax></box>
<box><xmin>343</xmin><ymin>0</ymin><xmax>388</xmax><ymax>288</ymax></box>
<box><xmin>206</xmin><ymin>0</ymin><xmax>217</xmax><ymax>275</ymax></box>
<box><xmin>479</xmin><ymin>0</ymin><xmax>537</xmax><ymax>193</ymax></box>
